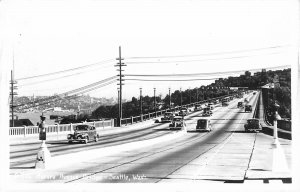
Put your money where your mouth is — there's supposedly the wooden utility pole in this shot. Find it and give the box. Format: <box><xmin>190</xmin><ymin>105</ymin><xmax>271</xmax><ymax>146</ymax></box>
<box><xmin>115</xmin><ymin>46</ymin><xmax>125</xmax><ymax>127</ymax></box>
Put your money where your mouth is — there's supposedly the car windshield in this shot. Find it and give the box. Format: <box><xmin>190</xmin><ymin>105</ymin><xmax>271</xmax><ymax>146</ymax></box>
<box><xmin>75</xmin><ymin>125</ymin><xmax>89</xmax><ymax>131</ymax></box>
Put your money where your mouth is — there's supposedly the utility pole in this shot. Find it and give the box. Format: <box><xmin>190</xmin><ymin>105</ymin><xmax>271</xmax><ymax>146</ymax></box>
<box><xmin>115</xmin><ymin>46</ymin><xmax>125</xmax><ymax>127</ymax></box>
<box><xmin>154</xmin><ymin>88</ymin><xmax>156</xmax><ymax>117</ymax></box>
<box><xmin>10</xmin><ymin>70</ymin><xmax>17</xmax><ymax>127</ymax></box>
<box><xmin>169</xmin><ymin>88</ymin><xmax>171</xmax><ymax>110</ymax></box>
<box><xmin>117</xmin><ymin>88</ymin><xmax>120</xmax><ymax>121</ymax></box>
<box><xmin>140</xmin><ymin>88</ymin><xmax>143</xmax><ymax>121</ymax></box>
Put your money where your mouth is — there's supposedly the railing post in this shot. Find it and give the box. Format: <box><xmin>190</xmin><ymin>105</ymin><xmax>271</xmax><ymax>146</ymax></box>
<box><xmin>93</xmin><ymin>121</ymin><xmax>96</xmax><ymax>128</ymax></box>
<box><xmin>70</xmin><ymin>123</ymin><xmax>73</xmax><ymax>133</ymax></box>
<box><xmin>57</xmin><ymin>123</ymin><xmax>59</xmax><ymax>134</ymax></box>
<box><xmin>131</xmin><ymin>116</ymin><xmax>133</xmax><ymax>124</ymax></box>
<box><xmin>24</xmin><ymin>126</ymin><xmax>27</xmax><ymax>137</ymax></box>
<box><xmin>148</xmin><ymin>113</ymin><xmax>150</xmax><ymax>119</ymax></box>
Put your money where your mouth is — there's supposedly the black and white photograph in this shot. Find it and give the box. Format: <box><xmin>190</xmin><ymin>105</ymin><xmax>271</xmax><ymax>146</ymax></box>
<box><xmin>0</xmin><ymin>0</ymin><xmax>299</xmax><ymax>191</ymax></box>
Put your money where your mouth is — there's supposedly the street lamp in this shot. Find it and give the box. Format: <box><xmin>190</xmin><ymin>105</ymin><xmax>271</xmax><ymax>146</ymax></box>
<box><xmin>273</xmin><ymin>103</ymin><xmax>281</xmax><ymax>146</ymax></box>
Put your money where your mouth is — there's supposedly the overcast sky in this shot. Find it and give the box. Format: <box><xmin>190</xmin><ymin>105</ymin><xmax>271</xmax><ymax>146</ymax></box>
<box><xmin>1</xmin><ymin>0</ymin><xmax>298</xmax><ymax>100</ymax></box>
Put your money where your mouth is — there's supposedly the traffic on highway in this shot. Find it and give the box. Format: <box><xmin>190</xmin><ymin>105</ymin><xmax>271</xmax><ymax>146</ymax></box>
<box><xmin>10</xmin><ymin>90</ymin><xmax>285</xmax><ymax>184</ymax></box>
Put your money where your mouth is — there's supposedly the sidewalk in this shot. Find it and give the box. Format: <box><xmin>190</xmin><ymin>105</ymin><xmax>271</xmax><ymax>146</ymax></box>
<box><xmin>9</xmin><ymin>119</ymin><xmax>157</xmax><ymax>145</ymax></box>
<box><xmin>245</xmin><ymin>133</ymin><xmax>292</xmax><ymax>182</ymax></box>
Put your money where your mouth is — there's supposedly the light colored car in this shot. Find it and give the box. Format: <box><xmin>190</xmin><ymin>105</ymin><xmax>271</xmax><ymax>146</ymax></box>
<box><xmin>169</xmin><ymin>116</ymin><xmax>184</xmax><ymax>129</ymax></box>
<box><xmin>160</xmin><ymin>112</ymin><xmax>175</xmax><ymax>123</ymax></box>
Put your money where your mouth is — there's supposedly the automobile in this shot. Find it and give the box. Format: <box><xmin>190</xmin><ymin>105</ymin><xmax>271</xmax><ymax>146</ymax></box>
<box><xmin>196</xmin><ymin>118</ymin><xmax>212</xmax><ymax>132</ymax></box>
<box><xmin>194</xmin><ymin>104</ymin><xmax>203</xmax><ymax>111</ymax></box>
<box><xmin>169</xmin><ymin>116</ymin><xmax>184</xmax><ymax>129</ymax></box>
<box><xmin>159</xmin><ymin>112</ymin><xmax>175</xmax><ymax>123</ymax></box>
<box><xmin>179</xmin><ymin>109</ymin><xmax>188</xmax><ymax>116</ymax></box>
<box><xmin>207</xmin><ymin>103</ymin><xmax>214</xmax><ymax>110</ymax></box>
<box><xmin>245</xmin><ymin>105</ymin><xmax>252</xmax><ymax>112</ymax></box>
<box><xmin>244</xmin><ymin>118</ymin><xmax>262</xmax><ymax>132</ymax></box>
<box><xmin>67</xmin><ymin>124</ymin><xmax>99</xmax><ymax>144</ymax></box>
<box><xmin>222</xmin><ymin>101</ymin><xmax>229</xmax><ymax>107</ymax></box>
<box><xmin>202</xmin><ymin>107</ymin><xmax>213</xmax><ymax>116</ymax></box>
<box><xmin>237</xmin><ymin>102</ymin><xmax>244</xmax><ymax>108</ymax></box>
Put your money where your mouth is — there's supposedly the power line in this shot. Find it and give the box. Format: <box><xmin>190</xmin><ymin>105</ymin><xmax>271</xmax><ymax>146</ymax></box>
<box><xmin>126</xmin><ymin>52</ymin><xmax>282</xmax><ymax>64</ymax></box>
<box><xmin>16</xmin><ymin>76</ymin><xmax>117</xmax><ymax>108</ymax></box>
<box><xmin>125</xmin><ymin>78</ymin><xmax>219</xmax><ymax>81</ymax></box>
<box><xmin>18</xmin><ymin>64</ymin><xmax>114</xmax><ymax>87</ymax></box>
<box><xmin>125</xmin><ymin>65</ymin><xmax>291</xmax><ymax>77</ymax></box>
<box><xmin>125</xmin><ymin>45</ymin><xmax>289</xmax><ymax>60</ymax></box>
<box><xmin>16</xmin><ymin>59</ymin><xmax>115</xmax><ymax>81</ymax></box>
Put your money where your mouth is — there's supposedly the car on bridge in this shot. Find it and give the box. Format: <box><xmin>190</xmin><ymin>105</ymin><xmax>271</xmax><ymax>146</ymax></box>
<box><xmin>244</xmin><ymin>118</ymin><xmax>261</xmax><ymax>132</ymax></box>
<box><xmin>169</xmin><ymin>116</ymin><xmax>184</xmax><ymax>129</ymax></box>
<box><xmin>207</xmin><ymin>103</ymin><xmax>214</xmax><ymax>110</ymax></box>
<box><xmin>237</xmin><ymin>102</ymin><xmax>244</xmax><ymax>108</ymax></box>
<box><xmin>245</xmin><ymin>105</ymin><xmax>252</xmax><ymax>112</ymax></box>
<box><xmin>196</xmin><ymin>118</ymin><xmax>212</xmax><ymax>132</ymax></box>
<box><xmin>202</xmin><ymin>107</ymin><xmax>213</xmax><ymax>117</ymax></box>
<box><xmin>179</xmin><ymin>108</ymin><xmax>188</xmax><ymax>116</ymax></box>
<box><xmin>194</xmin><ymin>104</ymin><xmax>203</xmax><ymax>111</ymax></box>
<box><xmin>222</xmin><ymin>101</ymin><xmax>229</xmax><ymax>107</ymax></box>
<box><xmin>159</xmin><ymin>112</ymin><xmax>175</xmax><ymax>123</ymax></box>
<box><xmin>67</xmin><ymin>124</ymin><xmax>99</xmax><ymax>144</ymax></box>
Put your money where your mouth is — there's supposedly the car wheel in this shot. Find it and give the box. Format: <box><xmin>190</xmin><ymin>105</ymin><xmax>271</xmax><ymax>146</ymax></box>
<box><xmin>84</xmin><ymin>137</ymin><xmax>88</xmax><ymax>144</ymax></box>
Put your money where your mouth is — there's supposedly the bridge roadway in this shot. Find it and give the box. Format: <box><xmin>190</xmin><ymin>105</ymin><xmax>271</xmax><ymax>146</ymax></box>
<box><xmin>9</xmin><ymin>92</ymin><xmax>292</xmax><ymax>183</ymax></box>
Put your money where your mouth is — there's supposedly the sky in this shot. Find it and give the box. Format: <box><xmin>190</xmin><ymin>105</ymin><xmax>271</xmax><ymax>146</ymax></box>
<box><xmin>1</xmin><ymin>0</ymin><xmax>298</xmax><ymax>100</ymax></box>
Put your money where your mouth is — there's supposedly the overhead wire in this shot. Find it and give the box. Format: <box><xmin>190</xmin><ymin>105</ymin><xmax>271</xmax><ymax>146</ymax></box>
<box><xmin>16</xmin><ymin>76</ymin><xmax>117</xmax><ymax>107</ymax></box>
<box><xmin>18</xmin><ymin>64</ymin><xmax>114</xmax><ymax>87</ymax></box>
<box><xmin>16</xmin><ymin>58</ymin><xmax>115</xmax><ymax>81</ymax></box>
<box><xmin>125</xmin><ymin>45</ymin><xmax>289</xmax><ymax>59</ymax></box>
<box><xmin>124</xmin><ymin>65</ymin><xmax>291</xmax><ymax>77</ymax></box>
<box><xmin>125</xmin><ymin>52</ymin><xmax>282</xmax><ymax>64</ymax></box>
